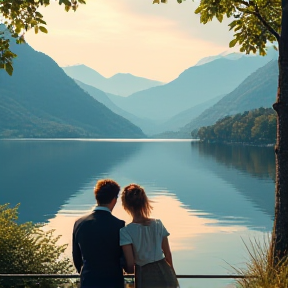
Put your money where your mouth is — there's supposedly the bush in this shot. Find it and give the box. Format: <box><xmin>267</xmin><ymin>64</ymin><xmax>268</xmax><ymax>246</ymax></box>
<box><xmin>0</xmin><ymin>203</ymin><xmax>75</xmax><ymax>288</ymax></box>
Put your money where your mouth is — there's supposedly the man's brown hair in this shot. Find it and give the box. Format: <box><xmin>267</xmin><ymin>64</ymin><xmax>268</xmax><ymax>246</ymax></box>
<box><xmin>94</xmin><ymin>179</ymin><xmax>120</xmax><ymax>205</ymax></box>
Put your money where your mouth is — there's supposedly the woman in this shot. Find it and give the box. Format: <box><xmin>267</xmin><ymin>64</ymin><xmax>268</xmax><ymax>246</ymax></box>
<box><xmin>120</xmin><ymin>184</ymin><xmax>179</xmax><ymax>288</ymax></box>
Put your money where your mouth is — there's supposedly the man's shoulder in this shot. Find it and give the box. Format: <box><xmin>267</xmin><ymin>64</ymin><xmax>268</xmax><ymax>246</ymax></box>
<box><xmin>110</xmin><ymin>213</ymin><xmax>125</xmax><ymax>227</ymax></box>
<box><xmin>73</xmin><ymin>211</ymin><xmax>124</xmax><ymax>229</ymax></box>
<box><xmin>73</xmin><ymin>212</ymin><xmax>94</xmax><ymax>228</ymax></box>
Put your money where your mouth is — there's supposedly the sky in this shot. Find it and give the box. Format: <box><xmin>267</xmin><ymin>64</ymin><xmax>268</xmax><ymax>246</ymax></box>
<box><xmin>25</xmin><ymin>0</ymin><xmax>236</xmax><ymax>82</ymax></box>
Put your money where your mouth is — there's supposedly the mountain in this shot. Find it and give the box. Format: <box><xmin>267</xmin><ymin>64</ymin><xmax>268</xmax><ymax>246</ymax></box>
<box><xmin>195</xmin><ymin>51</ymin><xmax>243</xmax><ymax>66</ymax></box>
<box><xmin>155</xmin><ymin>94</ymin><xmax>225</xmax><ymax>133</ymax></box>
<box><xmin>62</xmin><ymin>65</ymin><xmax>163</xmax><ymax>97</ymax></box>
<box><xmin>181</xmin><ymin>60</ymin><xmax>278</xmax><ymax>135</ymax></box>
<box><xmin>195</xmin><ymin>48</ymin><xmax>278</xmax><ymax>66</ymax></box>
<box><xmin>75</xmin><ymin>79</ymin><xmax>122</xmax><ymax>111</ymax></box>
<box><xmin>0</xmin><ymin>41</ymin><xmax>145</xmax><ymax>138</ymax></box>
<box><xmin>75</xmin><ymin>80</ymin><xmax>156</xmax><ymax>134</ymax></box>
<box><xmin>107</xmin><ymin>54</ymin><xmax>277</xmax><ymax>121</ymax></box>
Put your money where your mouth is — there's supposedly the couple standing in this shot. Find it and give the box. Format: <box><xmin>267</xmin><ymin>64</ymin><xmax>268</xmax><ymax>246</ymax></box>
<box><xmin>72</xmin><ymin>179</ymin><xmax>179</xmax><ymax>288</ymax></box>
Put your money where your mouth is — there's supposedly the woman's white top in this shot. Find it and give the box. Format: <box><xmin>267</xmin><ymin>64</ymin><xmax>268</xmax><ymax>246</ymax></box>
<box><xmin>120</xmin><ymin>219</ymin><xmax>170</xmax><ymax>266</ymax></box>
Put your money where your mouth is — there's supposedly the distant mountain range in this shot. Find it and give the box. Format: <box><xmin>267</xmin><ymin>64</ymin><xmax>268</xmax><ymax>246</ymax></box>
<box><xmin>0</xmin><ymin>41</ymin><xmax>145</xmax><ymax>138</ymax></box>
<box><xmin>195</xmin><ymin>51</ymin><xmax>243</xmax><ymax>66</ymax></box>
<box><xmin>71</xmin><ymin>51</ymin><xmax>278</xmax><ymax>136</ymax></box>
<box><xmin>62</xmin><ymin>65</ymin><xmax>163</xmax><ymax>97</ymax></box>
<box><xmin>75</xmin><ymin>80</ymin><xmax>156</xmax><ymax>134</ymax></box>
<box><xmin>156</xmin><ymin>94</ymin><xmax>224</xmax><ymax>133</ymax></box>
<box><xmin>181</xmin><ymin>60</ymin><xmax>278</xmax><ymax>136</ymax></box>
<box><xmin>195</xmin><ymin>48</ymin><xmax>277</xmax><ymax>66</ymax></box>
<box><xmin>103</xmin><ymin>53</ymin><xmax>277</xmax><ymax>121</ymax></box>
<box><xmin>0</xmin><ymin>29</ymin><xmax>279</xmax><ymax>139</ymax></box>
<box><xmin>76</xmin><ymin>80</ymin><xmax>224</xmax><ymax>135</ymax></box>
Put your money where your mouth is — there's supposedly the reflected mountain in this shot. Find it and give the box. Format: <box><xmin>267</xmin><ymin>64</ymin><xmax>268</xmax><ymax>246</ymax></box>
<box><xmin>191</xmin><ymin>142</ymin><xmax>275</xmax><ymax>222</ymax></box>
<box><xmin>0</xmin><ymin>140</ymin><xmax>142</xmax><ymax>223</ymax></box>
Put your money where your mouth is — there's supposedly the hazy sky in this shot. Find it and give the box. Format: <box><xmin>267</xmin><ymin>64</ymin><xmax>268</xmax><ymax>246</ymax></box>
<box><xmin>25</xmin><ymin>0</ymin><xmax>236</xmax><ymax>82</ymax></box>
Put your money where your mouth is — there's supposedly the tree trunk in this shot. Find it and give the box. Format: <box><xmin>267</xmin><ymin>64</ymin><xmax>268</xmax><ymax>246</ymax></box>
<box><xmin>271</xmin><ymin>1</ymin><xmax>288</xmax><ymax>263</ymax></box>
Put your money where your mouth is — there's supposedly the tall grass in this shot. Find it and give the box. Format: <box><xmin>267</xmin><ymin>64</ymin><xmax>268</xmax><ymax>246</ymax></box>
<box><xmin>233</xmin><ymin>237</ymin><xmax>288</xmax><ymax>288</ymax></box>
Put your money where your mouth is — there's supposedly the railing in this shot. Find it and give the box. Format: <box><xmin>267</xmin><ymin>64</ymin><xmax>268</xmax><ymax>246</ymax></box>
<box><xmin>0</xmin><ymin>273</ymin><xmax>248</xmax><ymax>278</ymax></box>
<box><xmin>0</xmin><ymin>274</ymin><xmax>251</xmax><ymax>288</ymax></box>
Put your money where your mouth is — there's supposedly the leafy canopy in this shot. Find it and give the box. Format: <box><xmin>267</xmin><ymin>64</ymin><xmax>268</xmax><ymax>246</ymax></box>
<box><xmin>0</xmin><ymin>0</ymin><xmax>86</xmax><ymax>75</ymax></box>
<box><xmin>197</xmin><ymin>107</ymin><xmax>276</xmax><ymax>144</ymax></box>
<box><xmin>153</xmin><ymin>0</ymin><xmax>281</xmax><ymax>55</ymax></box>
<box><xmin>0</xmin><ymin>203</ymin><xmax>74</xmax><ymax>288</ymax></box>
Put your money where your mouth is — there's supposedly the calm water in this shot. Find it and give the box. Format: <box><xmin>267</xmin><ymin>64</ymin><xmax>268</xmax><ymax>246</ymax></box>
<box><xmin>0</xmin><ymin>140</ymin><xmax>276</xmax><ymax>288</ymax></box>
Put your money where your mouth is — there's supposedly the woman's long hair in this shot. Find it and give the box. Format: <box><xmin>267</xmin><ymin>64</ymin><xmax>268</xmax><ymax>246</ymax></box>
<box><xmin>121</xmin><ymin>184</ymin><xmax>153</xmax><ymax>219</ymax></box>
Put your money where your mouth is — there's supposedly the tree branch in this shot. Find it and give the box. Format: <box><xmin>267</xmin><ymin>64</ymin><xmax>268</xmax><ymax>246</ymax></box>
<box><xmin>254</xmin><ymin>4</ymin><xmax>280</xmax><ymax>42</ymax></box>
<box><xmin>239</xmin><ymin>2</ymin><xmax>280</xmax><ymax>42</ymax></box>
<box><xmin>236</xmin><ymin>0</ymin><xmax>250</xmax><ymax>7</ymax></box>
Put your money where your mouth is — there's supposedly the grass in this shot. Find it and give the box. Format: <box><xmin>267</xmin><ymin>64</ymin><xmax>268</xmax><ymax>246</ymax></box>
<box><xmin>233</xmin><ymin>237</ymin><xmax>288</xmax><ymax>288</ymax></box>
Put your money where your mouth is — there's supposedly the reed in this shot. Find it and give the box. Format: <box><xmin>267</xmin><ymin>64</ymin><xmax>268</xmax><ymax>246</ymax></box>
<box><xmin>233</xmin><ymin>237</ymin><xmax>288</xmax><ymax>288</ymax></box>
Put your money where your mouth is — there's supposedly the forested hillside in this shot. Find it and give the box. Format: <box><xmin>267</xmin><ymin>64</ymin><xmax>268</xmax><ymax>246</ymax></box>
<box><xmin>197</xmin><ymin>108</ymin><xmax>276</xmax><ymax>145</ymax></box>
<box><xmin>0</xmin><ymin>42</ymin><xmax>145</xmax><ymax>138</ymax></box>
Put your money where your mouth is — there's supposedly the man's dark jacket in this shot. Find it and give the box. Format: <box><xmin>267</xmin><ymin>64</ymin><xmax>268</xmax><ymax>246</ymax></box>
<box><xmin>72</xmin><ymin>210</ymin><xmax>125</xmax><ymax>288</ymax></box>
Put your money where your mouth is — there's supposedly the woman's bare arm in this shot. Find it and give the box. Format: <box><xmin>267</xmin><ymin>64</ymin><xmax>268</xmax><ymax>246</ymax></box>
<box><xmin>162</xmin><ymin>236</ymin><xmax>175</xmax><ymax>271</ymax></box>
<box><xmin>122</xmin><ymin>244</ymin><xmax>135</xmax><ymax>274</ymax></box>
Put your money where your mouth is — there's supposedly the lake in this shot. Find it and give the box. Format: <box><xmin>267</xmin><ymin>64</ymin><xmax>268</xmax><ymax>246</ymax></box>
<box><xmin>0</xmin><ymin>139</ymin><xmax>275</xmax><ymax>288</ymax></box>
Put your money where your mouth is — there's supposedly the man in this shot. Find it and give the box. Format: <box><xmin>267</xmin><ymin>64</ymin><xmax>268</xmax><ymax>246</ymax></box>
<box><xmin>72</xmin><ymin>179</ymin><xmax>125</xmax><ymax>288</ymax></box>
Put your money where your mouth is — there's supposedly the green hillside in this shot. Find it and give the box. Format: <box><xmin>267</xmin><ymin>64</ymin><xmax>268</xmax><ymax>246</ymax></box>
<box><xmin>0</xmin><ymin>42</ymin><xmax>145</xmax><ymax>138</ymax></box>
<box><xmin>197</xmin><ymin>108</ymin><xmax>276</xmax><ymax>145</ymax></box>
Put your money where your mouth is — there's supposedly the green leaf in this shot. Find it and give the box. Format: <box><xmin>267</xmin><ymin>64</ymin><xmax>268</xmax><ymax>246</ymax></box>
<box><xmin>39</xmin><ymin>26</ymin><xmax>48</xmax><ymax>33</ymax></box>
<box><xmin>65</xmin><ymin>5</ymin><xmax>71</xmax><ymax>12</ymax></box>
<box><xmin>4</xmin><ymin>62</ymin><xmax>13</xmax><ymax>76</ymax></box>
<box><xmin>229</xmin><ymin>38</ymin><xmax>238</xmax><ymax>48</ymax></box>
<box><xmin>216</xmin><ymin>13</ymin><xmax>223</xmax><ymax>23</ymax></box>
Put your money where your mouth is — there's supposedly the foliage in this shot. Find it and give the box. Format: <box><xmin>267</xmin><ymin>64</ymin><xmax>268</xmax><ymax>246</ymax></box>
<box><xmin>197</xmin><ymin>108</ymin><xmax>276</xmax><ymax>144</ymax></box>
<box><xmin>0</xmin><ymin>203</ymin><xmax>74</xmax><ymax>288</ymax></box>
<box><xmin>233</xmin><ymin>237</ymin><xmax>288</xmax><ymax>288</ymax></box>
<box><xmin>0</xmin><ymin>0</ymin><xmax>85</xmax><ymax>75</ymax></box>
<box><xmin>153</xmin><ymin>0</ymin><xmax>281</xmax><ymax>55</ymax></box>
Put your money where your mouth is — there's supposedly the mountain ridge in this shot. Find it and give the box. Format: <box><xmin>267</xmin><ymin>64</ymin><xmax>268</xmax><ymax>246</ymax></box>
<box><xmin>62</xmin><ymin>64</ymin><xmax>163</xmax><ymax>97</ymax></box>
<box><xmin>107</xmin><ymin>55</ymin><xmax>277</xmax><ymax>121</ymax></box>
<box><xmin>181</xmin><ymin>60</ymin><xmax>278</xmax><ymax>135</ymax></box>
<box><xmin>0</xmin><ymin>42</ymin><xmax>145</xmax><ymax>138</ymax></box>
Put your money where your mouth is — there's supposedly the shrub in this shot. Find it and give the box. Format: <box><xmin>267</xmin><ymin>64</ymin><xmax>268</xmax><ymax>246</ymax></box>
<box><xmin>0</xmin><ymin>203</ymin><xmax>75</xmax><ymax>288</ymax></box>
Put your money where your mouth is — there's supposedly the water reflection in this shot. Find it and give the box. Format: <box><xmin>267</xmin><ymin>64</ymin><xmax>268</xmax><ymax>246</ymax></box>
<box><xmin>196</xmin><ymin>142</ymin><xmax>275</xmax><ymax>181</ymax></box>
<box><xmin>194</xmin><ymin>142</ymin><xmax>275</xmax><ymax>221</ymax></box>
<box><xmin>0</xmin><ymin>140</ymin><xmax>142</xmax><ymax>222</ymax></box>
<box><xmin>0</xmin><ymin>140</ymin><xmax>275</xmax><ymax>288</ymax></box>
<box><xmin>0</xmin><ymin>140</ymin><xmax>274</xmax><ymax>228</ymax></box>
